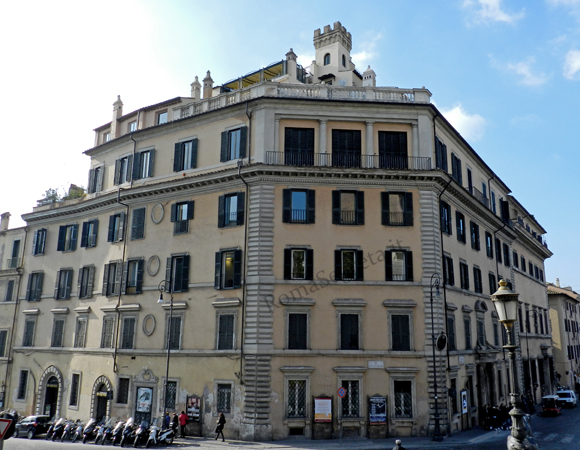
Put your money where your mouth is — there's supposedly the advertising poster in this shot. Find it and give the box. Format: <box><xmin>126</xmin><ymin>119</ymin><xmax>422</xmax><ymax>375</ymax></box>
<box><xmin>187</xmin><ymin>395</ymin><xmax>201</xmax><ymax>420</ymax></box>
<box><xmin>136</xmin><ymin>387</ymin><xmax>153</xmax><ymax>413</ymax></box>
<box><xmin>461</xmin><ymin>390</ymin><xmax>468</xmax><ymax>414</ymax></box>
<box><xmin>314</xmin><ymin>397</ymin><xmax>332</xmax><ymax>422</ymax></box>
<box><xmin>369</xmin><ymin>396</ymin><xmax>387</xmax><ymax>424</ymax></box>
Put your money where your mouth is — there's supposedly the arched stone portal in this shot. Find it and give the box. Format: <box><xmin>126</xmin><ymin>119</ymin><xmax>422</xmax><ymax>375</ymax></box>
<box><xmin>90</xmin><ymin>376</ymin><xmax>113</xmax><ymax>421</ymax></box>
<box><xmin>36</xmin><ymin>366</ymin><xmax>64</xmax><ymax>418</ymax></box>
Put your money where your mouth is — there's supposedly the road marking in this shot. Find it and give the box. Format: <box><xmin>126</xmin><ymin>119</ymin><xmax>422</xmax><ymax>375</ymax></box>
<box><xmin>544</xmin><ymin>433</ymin><xmax>558</xmax><ymax>441</ymax></box>
<box><xmin>561</xmin><ymin>434</ymin><xmax>574</xmax><ymax>443</ymax></box>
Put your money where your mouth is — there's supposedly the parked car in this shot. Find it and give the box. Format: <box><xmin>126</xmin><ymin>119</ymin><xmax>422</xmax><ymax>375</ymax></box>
<box><xmin>542</xmin><ymin>395</ymin><xmax>562</xmax><ymax>416</ymax></box>
<box><xmin>14</xmin><ymin>415</ymin><xmax>52</xmax><ymax>439</ymax></box>
<box><xmin>556</xmin><ymin>389</ymin><xmax>577</xmax><ymax>407</ymax></box>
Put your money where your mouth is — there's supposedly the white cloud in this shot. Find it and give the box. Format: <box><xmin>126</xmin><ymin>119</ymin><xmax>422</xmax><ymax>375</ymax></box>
<box><xmin>463</xmin><ymin>0</ymin><xmax>525</xmax><ymax>24</ymax></box>
<box><xmin>563</xmin><ymin>50</ymin><xmax>580</xmax><ymax>79</ymax></box>
<box><xmin>506</xmin><ymin>58</ymin><xmax>550</xmax><ymax>86</ymax></box>
<box><xmin>351</xmin><ymin>31</ymin><xmax>383</xmax><ymax>67</ymax></box>
<box><xmin>440</xmin><ymin>104</ymin><xmax>487</xmax><ymax>142</ymax></box>
<box><xmin>547</xmin><ymin>0</ymin><xmax>580</xmax><ymax>5</ymax></box>
<box><xmin>510</xmin><ymin>114</ymin><xmax>540</xmax><ymax>126</ymax></box>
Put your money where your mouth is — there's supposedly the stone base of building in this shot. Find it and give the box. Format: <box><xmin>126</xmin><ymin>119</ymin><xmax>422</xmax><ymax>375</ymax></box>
<box><xmin>239</xmin><ymin>423</ymin><xmax>272</xmax><ymax>441</ymax></box>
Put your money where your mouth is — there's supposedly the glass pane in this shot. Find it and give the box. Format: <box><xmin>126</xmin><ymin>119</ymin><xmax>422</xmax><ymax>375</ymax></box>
<box><xmin>291</xmin><ymin>250</ymin><xmax>305</xmax><ymax>279</ymax></box>
<box><xmin>291</xmin><ymin>191</ymin><xmax>307</xmax><ymax>222</ymax></box>
<box><xmin>225</xmin><ymin>195</ymin><xmax>238</xmax><ymax>225</ymax></box>
<box><xmin>223</xmin><ymin>252</ymin><xmax>235</xmax><ymax>288</ymax></box>
<box><xmin>140</xmin><ymin>151</ymin><xmax>150</xmax><ymax>178</ymax></box>
<box><xmin>229</xmin><ymin>129</ymin><xmax>241</xmax><ymax>160</ymax></box>
<box><xmin>342</xmin><ymin>251</ymin><xmax>355</xmax><ymax>280</ymax></box>
<box><xmin>183</xmin><ymin>142</ymin><xmax>192</xmax><ymax>170</ymax></box>
<box><xmin>392</xmin><ymin>252</ymin><xmax>405</xmax><ymax>280</ymax></box>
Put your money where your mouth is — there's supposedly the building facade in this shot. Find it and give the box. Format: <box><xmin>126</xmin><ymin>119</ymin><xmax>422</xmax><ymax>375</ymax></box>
<box><xmin>7</xmin><ymin>22</ymin><xmax>553</xmax><ymax>440</ymax></box>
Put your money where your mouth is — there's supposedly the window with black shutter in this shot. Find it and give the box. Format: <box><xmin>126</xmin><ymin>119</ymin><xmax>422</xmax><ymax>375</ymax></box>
<box><xmin>100</xmin><ymin>316</ymin><xmax>115</xmax><ymax>348</ymax></box>
<box><xmin>214</xmin><ymin>250</ymin><xmax>242</xmax><ymax>290</ymax></box>
<box><xmin>74</xmin><ymin>317</ymin><xmax>87</xmax><ymax>348</ymax></box>
<box><xmin>451</xmin><ymin>153</ymin><xmax>463</xmax><ymax>185</ymax></box>
<box><xmin>443</xmin><ymin>256</ymin><xmax>454</xmax><ymax>286</ymax></box>
<box><xmin>284</xmin><ymin>248</ymin><xmax>313</xmax><ymax>280</ymax></box>
<box><xmin>500</xmin><ymin>199</ymin><xmax>510</xmax><ymax>223</ymax></box>
<box><xmin>495</xmin><ymin>238</ymin><xmax>502</xmax><ymax>263</ymax></box>
<box><xmin>331</xmin><ymin>129</ymin><xmax>361</xmax><ymax>168</ymax></box>
<box><xmin>288</xmin><ymin>313</ymin><xmax>307</xmax><ymax>349</ymax></box>
<box><xmin>447</xmin><ymin>316</ymin><xmax>456</xmax><ymax>351</ymax></box>
<box><xmin>103</xmin><ymin>262</ymin><xmax>122</xmax><ymax>296</ymax></box>
<box><xmin>87</xmin><ymin>166</ymin><xmax>104</xmax><ymax>194</ymax></box>
<box><xmin>114</xmin><ymin>155</ymin><xmax>133</xmax><ymax>185</ymax></box>
<box><xmin>81</xmin><ymin>219</ymin><xmax>99</xmax><ymax>248</ymax></box>
<box><xmin>513</xmin><ymin>251</ymin><xmax>519</xmax><ymax>269</ymax></box>
<box><xmin>32</xmin><ymin>228</ymin><xmax>47</xmax><ymax>255</ymax></box>
<box><xmin>284</xmin><ymin>128</ymin><xmax>315</xmax><ymax>166</ymax></box>
<box><xmin>57</xmin><ymin>224</ymin><xmax>79</xmax><ymax>252</ymax></box>
<box><xmin>282</xmin><ymin>189</ymin><xmax>315</xmax><ymax>224</ymax></box>
<box><xmin>332</xmin><ymin>191</ymin><xmax>364</xmax><ymax>225</ymax></box>
<box><xmin>26</xmin><ymin>272</ymin><xmax>44</xmax><ymax>301</ymax></box>
<box><xmin>503</xmin><ymin>243</ymin><xmax>510</xmax><ymax>267</ymax></box>
<box><xmin>166</xmin><ymin>255</ymin><xmax>190</xmax><ymax>293</ymax></box>
<box><xmin>78</xmin><ymin>265</ymin><xmax>95</xmax><ymax>299</ymax></box>
<box><xmin>385</xmin><ymin>250</ymin><xmax>413</xmax><ymax>281</ymax></box>
<box><xmin>217</xmin><ymin>314</ymin><xmax>235</xmax><ymax>350</ymax></box>
<box><xmin>464</xmin><ymin>317</ymin><xmax>472</xmax><ymax>349</ymax></box>
<box><xmin>440</xmin><ymin>201</ymin><xmax>452</xmax><ymax>235</ymax></box>
<box><xmin>334</xmin><ymin>249</ymin><xmax>363</xmax><ymax>281</ymax></box>
<box><xmin>107</xmin><ymin>213</ymin><xmax>126</xmax><ymax>243</ymax></box>
<box><xmin>521</xmin><ymin>256</ymin><xmax>526</xmax><ymax>272</ymax></box>
<box><xmin>133</xmin><ymin>149</ymin><xmax>154</xmax><ymax>179</ymax></box>
<box><xmin>167</xmin><ymin>316</ymin><xmax>182</xmax><ymax>350</ymax></box>
<box><xmin>120</xmin><ymin>317</ymin><xmax>136</xmax><ymax>349</ymax></box>
<box><xmin>220</xmin><ymin>127</ymin><xmax>247</xmax><ymax>162</ymax></box>
<box><xmin>391</xmin><ymin>314</ymin><xmax>411</xmax><ymax>351</ymax></box>
<box><xmin>470</xmin><ymin>222</ymin><xmax>480</xmax><ymax>251</ymax></box>
<box><xmin>473</xmin><ymin>267</ymin><xmax>482</xmax><ymax>294</ymax></box>
<box><xmin>0</xmin><ymin>330</ymin><xmax>6</xmax><ymax>358</ymax></box>
<box><xmin>485</xmin><ymin>232</ymin><xmax>493</xmax><ymax>258</ymax></box>
<box><xmin>22</xmin><ymin>320</ymin><xmax>35</xmax><ymax>347</ymax></box>
<box><xmin>54</xmin><ymin>268</ymin><xmax>73</xmax><ymax>300</ymax></box>
<box><xmin>435</xmin><ymin>137</ymin><xmax>448</xmax><ymax>172</ymax></box>
<box><xmin>456</xmin><ymin>212</ymin><xmax>466</xmax><ymax>243</ymax></box>
<box><xmin>131</xmin><ymin>208</ymin><xmax>146</xmax><ymax>240</ymax></box>
<box><xmin>4</xmin><ymin>280</ymin><xmax>14</xmax><ymax>302</ymax></box>
<box><xmin>51</xmin><ymin>318</ymin><xmax>65</xmax><ymax>347</ymax></box>
<box><xmin>340</xmin><ymin>314</ymin><xmax>359</xmax><ymax>350</ymax></box>
<box><xmin>123</xmin><ymin>259</ymin><xmax>144</xmax><ymax>295</ymax></box>
<box><xmin>218</xmin><ymin>192</ymin><xmax>245</xmax><ymax>228</ymax></box>
<box><xmin>382</xmin><ymin>192</ymin><xmax>413</xmax><ymax>226</ymax></box>
<box><xmin>171</xmin><ymin>201</ymin><xmax>194</xmax><ymax>235</ymax></box>
<box><xmin>460</xmin><ymin>262</ymin><xmax>469</xmax><ymax>290</ymax></box>
<box><xmin>174</xmin><ymin>139</ymin><xmax>198</xmax><ymax>171</ymax></box>
<box><xmin>378</xmin><ymin>131</ymin><xmax>408</xmax><ymax>169</ymax></box>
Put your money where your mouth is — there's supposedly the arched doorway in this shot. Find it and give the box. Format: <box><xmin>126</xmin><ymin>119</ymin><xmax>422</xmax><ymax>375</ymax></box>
<box><xmin>44</xmin><ymin>376</ymin><xmax>59</xmax><ymax>418</ymax></box>
<box><xmin>94</xmin><ymin>384</ymin><xmax>108</xmax><ymax>422</ymax></box>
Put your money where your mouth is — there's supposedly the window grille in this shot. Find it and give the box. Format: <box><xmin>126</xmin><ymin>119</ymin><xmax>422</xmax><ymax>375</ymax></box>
<box><xmin>166</xmin><ymin>381</ymin><xmax>177</xmax><ymax>409</ymax></box>
<box><xmin>394</xmin><ymin>380</ymin><xmax>413</xmax><ymax>418</ymax></box>
<box><xmin>217</xmin><ymin>384</ymin><xmax>232</xmax><ymax>413</ymax></box>
<box><xmin>69</xmin><ymin>373</ymin><xmax>80</xmax><ymax>406</ymax></box>
<box><xmin>341</xmin><ymin>380</ymin><xmax>360</xmax><ymax>418</ymax></box>
<box><xmin>287</xmin><ymin>380</ymin><xmax>306</xmax><ymax>418</ymax></box>
<box><xmin>117</xmin><ymin>378</ymin><xmax>130</xmax><ymax>404</ymax></box>
<box><xmin>17</xmin><ymin>370</ymin><xmax>28</xmax><ymax>400</ymax></box>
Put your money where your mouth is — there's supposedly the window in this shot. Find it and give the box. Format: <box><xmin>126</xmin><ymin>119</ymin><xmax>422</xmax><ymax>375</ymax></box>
<box><xmin>104</xmin><ymin>132</ymin><xmax>111</xmax><ymax>143</ymax></box>
<box><xmin>447</xmin><ymin>317</ymin><xmax>456</xmax><ymax>351</ymax></box>
<box><xmin>342</xmin><ymin>54</ymin><xmax>346</xmax><ymax>67</ymax></box>
<box><xmin>385</xmin><ymin>250</ymin><xmax>413</xmax><ymax>281</ymax></box>
<box><xmin>450</xmin><ymin>378</ymin><xmax>458</xmax><ymax>414</ymax></box>
<box><xmin>500</xmin><ymin>199</ymin><xmax>510</xmax><ymax>223</ymax></box>
<box><xmin>25</xmin><ymin>272</ymin><xmax>44</xmax><ymax>301</ymax></box>
<box><xmin>54</xmin><ymin>268</ymin><xmax>73</xmax><ymax>300</ymax></box>
<box><xmin>174</xmin><ymin>139</ymin><xmax>198</xmax><ymax>171</ymax></box>
<box><xmin>382</xmin><ymin>192</ymin><xmax>413</xmax><ymax>226</ymax></box>
<box><xmin>22</xmin><ymin>320</ymin><xmax>35</xmax><ymax>346</ymax></box>
<box><xmin>323</xmin><ymin>53</ymin><xmax>330</xmax><ymax>65</ymax></box>
<box><xmin>491</xmin><ymin>191</ymin><xmax>497</xmax><ymax>214</ymax></box>
<box><xmin>485</xmin><ymin>232</ymin><xmax>493</xmax><ymax>258</ymax></box>
<box><xmin>451</xmin><ymin>153</ymin><xmax>462</xmax><ymax>185</ymax></box>
<box><xmin>503</xmin><ymin>243</ymin><xmax>510</xmax><ymax>267</ymax></box>
<box><xmin>57</xmin><ymin>224</ymin><xmax>79</xmax><ymax>252</ymax></box>
<box><xmin>132</xmin><ymin>149</ymin><xmax>154</xmax><ymax>179</ymax></box>
<box><xmin>287</xmin><ymin>380</ymin><xmax>306</xmax><ymax>418</ymax></box>
<box><xmin>51</xmin><ymin>318</ymin><xmax>65</xmax><ymax>347</ymax></box>
<box><xmin>32</xmin><ymin>228</ymin><xmax>47</xmax><ymax>255</ymax></box>
<box><xmin>340</xmin><ymin>314</ymin><xmax>359</xmax><ymax>350</ymax></box>
<box><xmin>103</xmin><ymin>261</ymin><xmax>122</xmax><ymax>296</ymax></box>
<box><xmin>460</xmin><ymin>262</ymin><xmax>469</xmax><ymax>290</ymax></box>
<box><xmin>218</xmin><ymin>192</ymin><xmax>245</xmax><ymax>228</ymax></box>
<box><xmin>443</xmin><ymin>256</ymin><xmax>454</xmax><ymax>286</ymax></box>
<box><xmin>394</xmin><ymin>380</ymin><xmax>413</xmax><ymax>418</ymax></box>
<box><xmin>521</xmin><ymin>256</ymin><xmax>526</xmax><ymax>272</ymax></box>
<box><xmin>5</xmin><ymin>280</ymin><xmax>14</xmax><ymax>302</ymax></box>
<box><xmin>128</xmin><ymin>121</ymin><xmax>137</xmax><ymax>133</ymax></box>
<box><xmin>481</xmin><ymin>181</ymin><xmax>487</xmax><ymax>199</ymax></box>
<box><xmin>473</xmin><ymin>267</ymin><xmax>482</xmax><ymax>294</ymax></box>
<box><xmin>341</xmin><ymin>380</ymin><xmax>360</xmax><ymax>417</ymax></box>
<box><xmin>332</xmin><ymin>129</ymin><xmax>361</xmax><ymax>168</ymax></box>
<box><xmin>69</xmin><ymin>373</ymin><xmax>80</xmax><ymax>407</ymax></box>
<box><xmin>167</xmin><ymin>316</ymin><xmax>182</xmax><ymax>350</ymax></box>
<box><xmin>477</xmin><ymin>319</ymin><xmax>486</xmax><ymax>347</ymax></box>
<box><xmin>100</xmin><ymin>316</ymin><xmax>115</xmax><ymax>348</ymax></box>
<box><xmin>120</xmin><ymin>317</ymin><xmax>136</xmax><ymax>349</ymax></box>
<box><xmin>117</xmin><ymin>378</ymin><xmax>130</xmax><ymax>404</ymax></box>
<box><xmin>157</xmin><ymin>111</ymin><xmax>168</xmax><ymax>125</ymax></box>
<box><xmin>493</xmin><ymin>320</ymin><xmax>499</xmax><ymax>346</ymax></box>
<box><xmin>8</xmin><ymin>240</ymin><xmax>20</xmax><ymax>268</ymax></box>
<box><xmin>392</xmin><ymin>314</ymin><xmax>411</xmax><ymax>351</ymax></box>
<box><xmin>220</xmin><ymin>127</ymin><xmax>247</xmax><ymax>162</ymax></box>
<box><xmin>534</xmin><ymin>265</ymin><xmax>539</xmax><ymax>280</ymax></box>
<box><xmin>334</xmin><ymin>249</ymin><xmax>363</xmax><ymax>281</ymax></box>
<box><xmin>470</xmin><ymin>222</ymin><xmax>480</xmax><ymax>251</ymax></box>
<box><xmin>284</xmin><ymin>248</ymin><xmax>313</xmax><ymax>280</ymax></box>
<box><xmin>214</xmin><ymin>250</ymin><xmax>242</xmax><ymax>289</ymax></box>
<box><xmin>165</xmin><ymin>381</ymin><xmax>177</xmax><ymax>409</ymax></box>
<box><xmin>166</xmin><ymin>254</ymin><xmax>190</xmax><ymax>293</ymax></box>
<box><xmin>513</xmin><ymin>251</ymin><xmax>519</xmax><ymax>268</ymax></box>
<box><xmin>131</xmin><ymin>208</ymin><xmax>146</xmax><ymax>240</ymax></box>
<box><xmin>123</xmin><ymin>259</ymin><xmax>144</xmax><ymax>295</ymax></box>
<box><xmin>74</xmin><ymin>317</ymin><xmax>87</xmax><ymax>348</ymax></box>
<box><xmin>217</xmin><ymin>314</ymin><xmax>235</xmax><ymax>350</ymax></box>
<box><xmin>378</xmin><ymin>131</ymin><xmax>408</xmax><ymax>169</ymax></box>
<box><xmin>217</xmin><ymin>384</ymin><xmax>232</xmax><ymax>413</ymax></box>
<box><xmin>332</xmin><ymin>191</ymin><xmax>364</xmax><ymax>225</ymax></box>
<box><xmin>495</xmin><ymin>238</ymin><xmax>502</xmax><ymax>263</ymax></box>
<box><xmin>464</xmin><ymin>317</ymin><xmax>472</xmax><ymax>350</ymax></box>
<box><xmin>284</xmin><ymin>128</ymin><xmax>315</xmax><ymax>166</ymax></box>
<box><xmin>78</xmin><ymin>265</ymin><xmax>95</xmax><ymax>299</ymax></box>
<box><xmin>17</xmin><ymin>370</ymin><xmax>28</xmax><ymax>400</ymax></box>
<box><xmin>440</xmin><ymin>201</ymin><xmax>452</xmax><ymax>235</ymax></box>
<box><xmin>0</xmin><ymin>330</ymin><xmax>7</xmax><ymax>357</ymax></box>
<box><xmin>171</xmin><ymin>201</ymin><xmax>194</xmax><ymax>234</ymax></box>
<box><xmin>288</xmin><ymin>313</ymin><xmax>307</xmax><ymax>350</ymax></box>
<box><xmin>435</xmin><ymin>137</ymin><xmax>448</xmax><ymax>172</ymax></box>
<box><xmin>80</xmin><ymin>219</ymin><xmax>98</xmax><ymax>248</ymax></box>
<box><xmin>528</xmin><ymin>261</ymin><xmax>533</xmax><ymax>275</ymax></box>
<box><xmin>107</xmin><ymin>212</ymin><xmax>126</xmax><ymax>243</ymax></box>
<box><xmin>282</xmin><ymin>189</ymin><xmax>315</xmax><ymax>224</ymax></box>
<box><xmin>114</xmin><ymin>155</ymin><xmax>132</xmax><ymax>185</ymax></box>
<box><xmin>456</xmin><ymin>212</ymin><xmax>466</xmax><ymax>243</ymax></box>
<box><xmin>467</xmin><ymin>167</ymin><xmax>473</xmax><ymax>193</ymax></box>
<box><xmin>539</xmin><ymin>269</ymin><xmax>544</xmax><ymax>282</ymax></box>
<box><xmin>87</xmin><ymin>166</ymin><xmax>104</xmax><ymax>194</ymax></box>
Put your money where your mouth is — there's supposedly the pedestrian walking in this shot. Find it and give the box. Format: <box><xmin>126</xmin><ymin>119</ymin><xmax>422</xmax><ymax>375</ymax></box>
<box><xmin>179</xmin><ymin>411</ymin><xmax>188</xmax><ymax>437</ymax></box>
<box><xmin>215</xmin><ymin>412</ymin><xmax>226</xmax><ymax>442</ymax></box>
<box><xmin>393</xmin><ymin>439</ymin><xmax>406</xmax><ymax>450</ymax></box>
<box><xmin>172</xmin><ymin>413</ymin><xmax>179</xmax><ymax>434</ymax></box>
<box><xmin>164</xmin><ymin>412</ymin><xmax>171</xmax><ymax>429</ymax></box>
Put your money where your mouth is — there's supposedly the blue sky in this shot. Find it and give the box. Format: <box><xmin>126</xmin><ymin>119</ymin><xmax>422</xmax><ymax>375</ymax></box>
<box><xmin>1</xmin><ymin>0</ymin><xmax>578</xmax><ymax>290</ymax></box>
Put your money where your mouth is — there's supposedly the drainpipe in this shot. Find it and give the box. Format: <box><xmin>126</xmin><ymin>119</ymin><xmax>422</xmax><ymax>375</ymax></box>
<box><xmin>237</xmin><ymin>161</ymin><xmax>250</xmax><ymax>386</ymax></box>
<box><xmin>245</xmin><ymin>102</ymin><xmax>252</xmax><ymax>166</ymax></box>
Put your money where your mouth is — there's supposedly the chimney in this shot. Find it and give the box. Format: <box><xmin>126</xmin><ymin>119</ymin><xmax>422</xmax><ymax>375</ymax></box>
<box><xmin>191</xmin><ymin>76</ymin><xmax>202</xmax><ymax>100</ymax></box>
<box><xmin>0</xmin><ymin>212</ymin><xmax>10</xmax><ymax>232</ymax></box>
<box><xmin>556</xmin><ymin>278</ymin><xmax>560</xmax><ymax>287</ymax></box>
<box><xmin>286</xmin><ymin>48</ymin><xmax>297</xmax><ymax>80</ymax></box>
<box><xmin>111</xmin><ymin>95</ymin><xmax>124</xmax><ymax>138</ymax></box>
<box><xmin>203</xmin><ymin>71</ymin><xmax>214</xmax><ymax>99</ymax></box>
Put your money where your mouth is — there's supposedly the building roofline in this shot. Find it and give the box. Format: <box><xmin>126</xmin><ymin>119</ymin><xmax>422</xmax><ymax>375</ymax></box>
<box><xmin>507</xmin><ymin>194</ymin><xmax>547</xmax><ymax>234</ymax></box>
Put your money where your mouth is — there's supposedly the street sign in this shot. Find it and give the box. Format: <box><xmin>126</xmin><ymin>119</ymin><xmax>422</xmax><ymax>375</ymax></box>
<box><xmin>0</xmin><ymin>418</ymin><xmax>12</xmax><ymax>440</ymax></box>
<box><xmin>337</xmin><ymin>387</ymin><xmax>346</xmax><ymax>398</ymax></box>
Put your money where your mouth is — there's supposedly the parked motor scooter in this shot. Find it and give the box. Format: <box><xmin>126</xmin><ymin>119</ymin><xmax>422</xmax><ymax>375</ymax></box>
<box><xmin>95</xmin><ymin>418</ymin><xmax>113</xmax><ymax>445</ymax></box>
<box><xmin>83</xmin><ymin>418</ymin><xmax>97</xmax><ymax>444</ymax></box>
<box><xmin>133</xmin><ymin>420</ymin><xmax>150</xmax><ymax>447</ymax></box>
<box><xmin>119</xmin><ymin>417</ymin><xmax>136</xmax><ymax>447</ymax></box>
<box><xmin>111</xmin><ymin>420</ymin><xmax>125</xmax><ymax>446</ymax></box>
<box><xmin>45</xmin><ymin>417</ymin><xmax>58</xmax><ymax>440</ymax></box>
<box><xmin>72</xmin><ymin>421</ymin><xmax>84</xmax><ymax>443</ymax></box>
<box><xmin>60</xmin><ymin>419</ymin><xmax>75</xmax><ymax>442</ymax></box>
<box><xmin>145</xmin><ymin>417</ymin><xmax>175</xmax><ymax>447</ymax></box>
<box><xmin>102</xmin><ymin>419</ymin><xmax>117</xmax><ymax>445</ymax></box>
<box><xmin>51</xmin><ymin>418</ymin><xmax>66</xmax><ymax>441</ymax></box>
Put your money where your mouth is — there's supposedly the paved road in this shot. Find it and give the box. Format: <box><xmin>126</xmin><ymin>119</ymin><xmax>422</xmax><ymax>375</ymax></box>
<box><xmin>4</xmin><ymin>406</ymin><xmax>580</xmax><ymax>450</ymax></box>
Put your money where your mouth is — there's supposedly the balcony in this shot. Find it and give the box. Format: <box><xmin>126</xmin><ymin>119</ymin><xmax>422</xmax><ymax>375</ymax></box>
<box><xmin>265</xmin><ymin>152</ymin><xmax>432</xmax><ymax>170</ymax></box>
<box><xmin>471</xmin><ymin>187</ymin><xmax>489</xmax><ymax>209</ymax></box>
<box><xmin>6</xmin><ymin>257</ymin><xmax>19</xmax><ymax>269</ymax></box>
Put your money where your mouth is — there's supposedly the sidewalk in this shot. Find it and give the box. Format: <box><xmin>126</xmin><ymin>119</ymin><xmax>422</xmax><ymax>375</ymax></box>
<box><xmin>172</xmin><ymin>427</ymin><xmax>510</xmax><ymax>449</ymax></box>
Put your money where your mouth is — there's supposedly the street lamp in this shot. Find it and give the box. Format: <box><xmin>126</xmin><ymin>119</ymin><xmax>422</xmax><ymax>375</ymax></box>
<box><xmin>430</xmin><ymin>273</ymin><xmax>444</xmax><ymax>442</ymax></box>
<box><xmin>491</xmin><ymin>279</ymin><xmax>538</xmax><ymax>450</ymax></box>
<box><xmin>158</xmin><ymin>280</ymin><xmax>174</xmax><ymax>423</ymax></box>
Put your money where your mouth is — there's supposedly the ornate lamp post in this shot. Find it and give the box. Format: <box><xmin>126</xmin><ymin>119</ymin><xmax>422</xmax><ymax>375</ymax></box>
<box><xmin>491</xmin><ymin>280</ymin><xmax>538</xmax><ymax>450</ymax></box>
<box><xmin>158</xmin><ymin>280</ymin><xmax>174</xmax><ymax>423</ymax></box>
<box><xmin>430</xmin><ymin>273</ymin><xmax>444</xmax><ymax>442</ymax></box>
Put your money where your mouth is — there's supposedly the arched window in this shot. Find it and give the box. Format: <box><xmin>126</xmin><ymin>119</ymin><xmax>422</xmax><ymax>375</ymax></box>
<box><xmin>324</xmin><ymin>53</ymin><xmax>331</xmax><ymax>66</ymax></box>
<box><xmin>342</xmin><ymin>54</ymin><xmax>346</xmax><ymax>67</ymax></box>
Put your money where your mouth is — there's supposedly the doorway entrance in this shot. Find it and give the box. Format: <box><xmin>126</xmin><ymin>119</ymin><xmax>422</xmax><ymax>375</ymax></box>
<box><xmin>44</xmin><ymin>376</ymin><xmax>59</xmax><ymax>418</ymax></box>
<box><xmin>94</xmin><ymin>384</ymin><xmax>109</xmax><ymax>422</ymax></box>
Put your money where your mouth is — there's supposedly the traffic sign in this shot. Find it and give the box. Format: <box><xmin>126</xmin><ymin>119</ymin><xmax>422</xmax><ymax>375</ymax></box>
<box><xmin>0</xmin><ymin>418</ymin><xmax>12</xmax><ymax>440</ymax></box>
<box><xmin>337</xmin><ymin>387</ymin><xmax>346</xmax><ymax>398</ymax></box>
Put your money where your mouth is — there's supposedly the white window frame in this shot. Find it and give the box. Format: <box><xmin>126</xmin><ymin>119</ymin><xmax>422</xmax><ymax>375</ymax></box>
<box><xmin>166</xmin><ymin>313</ymin><xmax>183</xmax><ymax>350</ymax></box>
<box><xmin>68</xmin><ymin>371</ymin><xmax>82</xmax><ymax>410</ymax></box>
<box><xmin>281</xmin><ymin>366</ymin><xmax>313</xmax><ymax>422</ymax></box>
<box><xmin>16</xmin><ymin>368</ymin><xmax>30</xmax><ymax>402</ymax></box>
<box><xmin>0</xmin><ymin>329</ymin><xmax>9</xmax><ymax>358</ymax></box>
<box><xmin>74</xmin><ymin>316</ymin><xmax>88</xmax><ymax>348</ymax></box>
<box><xmin>213</xmin><ymin>380</ymin><xmax>234</xmax><ymax>417</ymax></box>
<box><xmin>284</xmin><ymin>307</ymin><xmax>311</xmax><ymax>350</ymax></box>
<box><xmin>120</xmin><ymin>315</ymin><xmax>138</xmax><ymax>350</ymax></box>
<box><xmin>388</xmin><ymin>368</ymin><xmax>418</xmax><ymax>421</ymax></box>
<box><xmin>335</xmin><ymin>368</ymin><xmax>366</xmax><ymax>420</ymax></box>
<box><xmin>115</xmin><ymin>376</ymin><xmax>131</xmax><ymax>405</ymax></box>
<box><xmin>215</xmin><ymin>310</ymin><xmax>237</xmax><ymax>351</ymax></box>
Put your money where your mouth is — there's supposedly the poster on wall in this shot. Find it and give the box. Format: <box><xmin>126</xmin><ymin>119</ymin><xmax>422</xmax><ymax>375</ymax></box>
<box><xmin>314</xmin><ymin>397</ymin><xmax>332</xmax><ymax>422</ymax></box>
<box><xmin>368</xmin><ymin>396</ymin><xmax>387</xmax><ymax>424</ymax></box>
<box><xmin>136</xmin><ymin>387</ymin><xmax>153</xmax><ymax>413</ymax></box>
<box><xmin>187</xmin><ymin>395</ymin><xmax>200</xmax><ymax>420</ymax></box>
<box><xmin>461</xmin><ymin>390</ymin><xmax>468</xmax><ymax>414</ymax></box>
